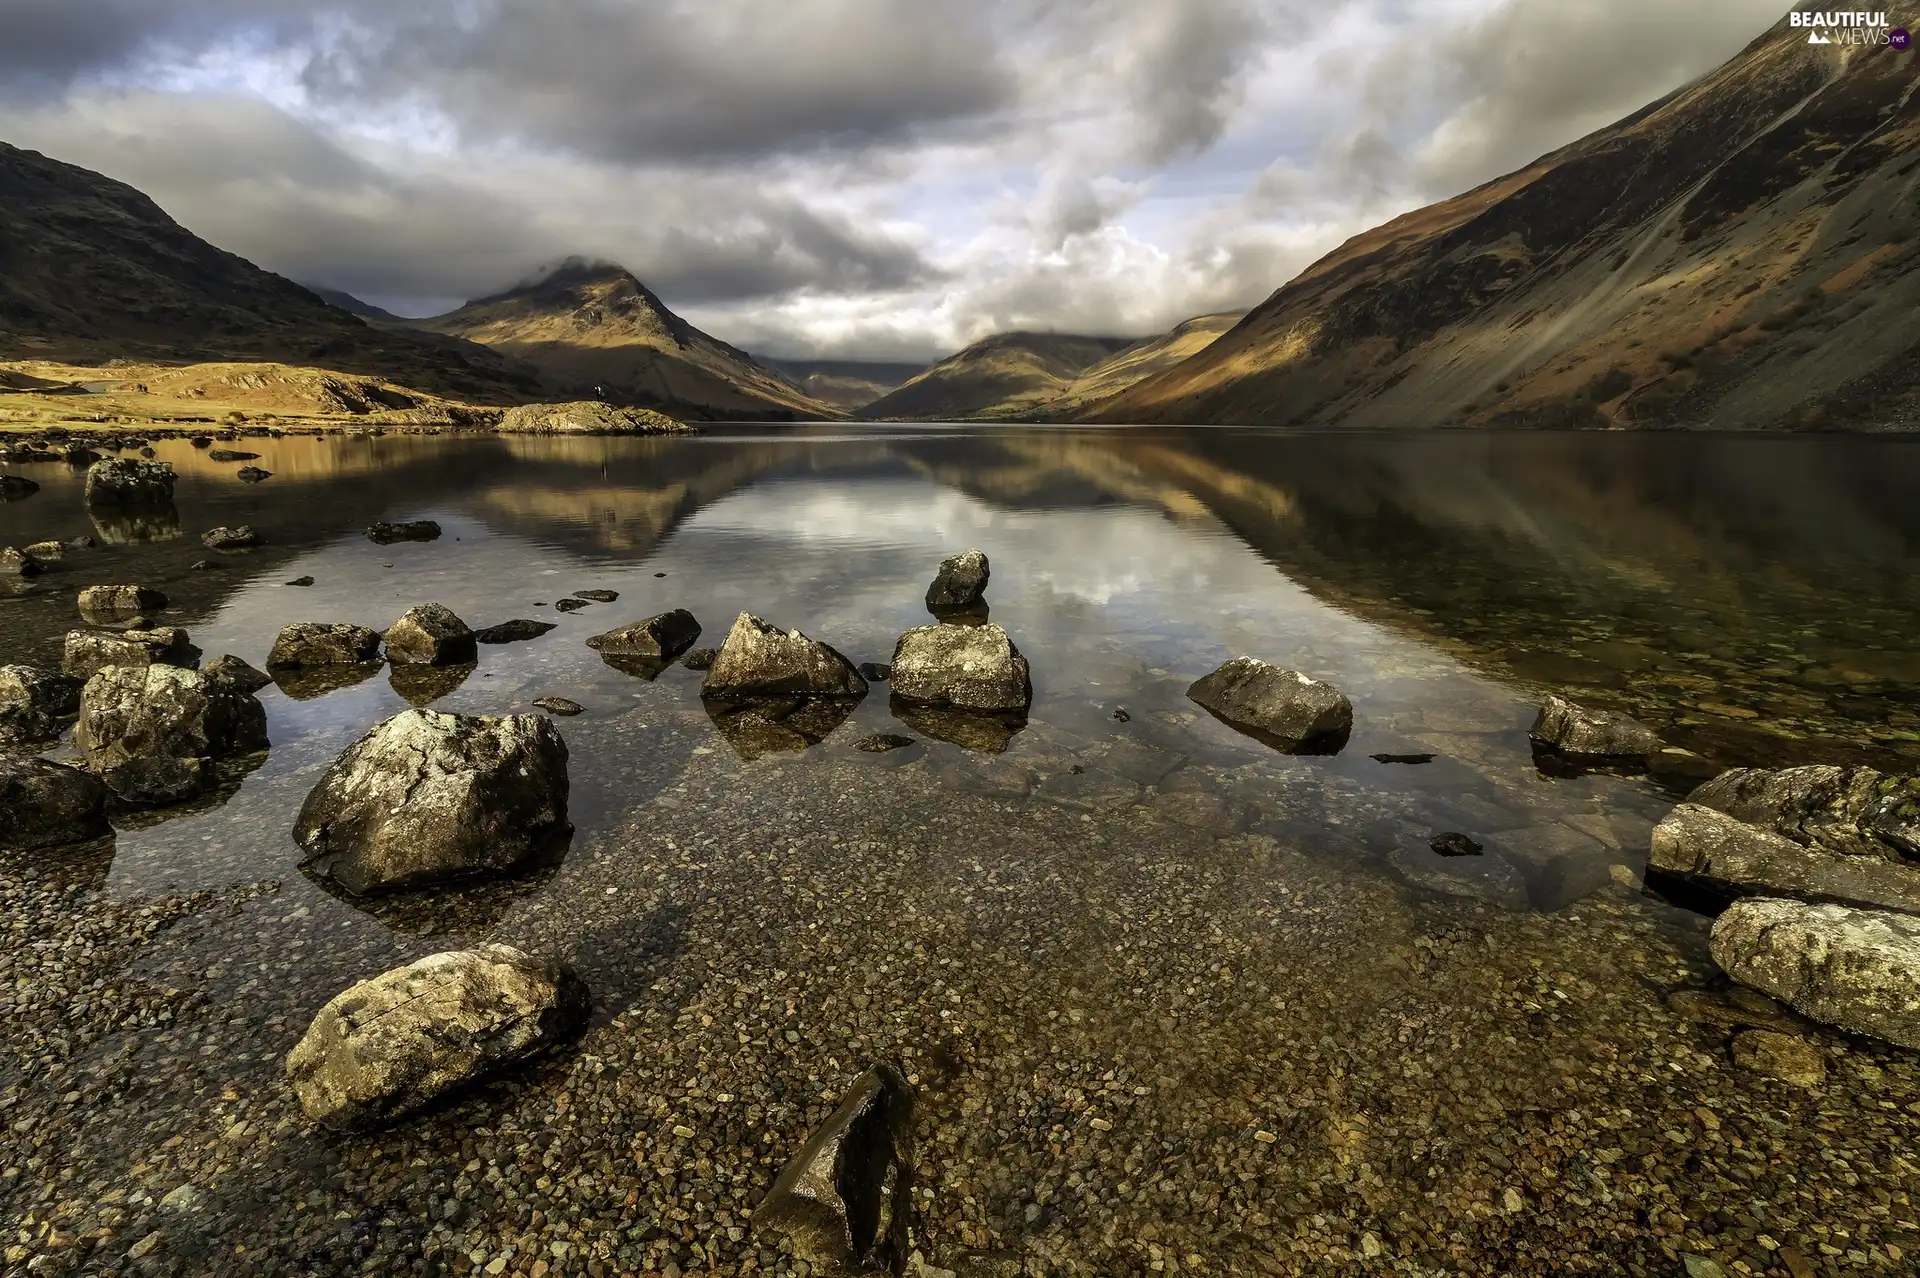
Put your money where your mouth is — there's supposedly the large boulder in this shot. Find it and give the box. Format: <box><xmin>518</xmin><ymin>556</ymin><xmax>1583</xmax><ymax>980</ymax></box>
<box><xmin>1528</xmin><ymin>695</ymin><xmax>1660</xmax><ymax>759</ymax></box>
<box><xmin>294</xmin><ymin>709</ymin><xmax>570</xmax><ymax>894</ymax></box>
<box><xmin>495</xmin><ymin>402</ymin><xmax>692</xmax><ymax>435</ymax></box>
<box><xmin>285</xmin><ymin>944</ymin><xmax>587</xmax><ymax>1129</ymax></box>
<box><xmin>62</xmin><ymin>627</ymin><xmax>196</xmax><ymax>680</ymax></box>
<box><xmin>890</xmin><ymin>622</ymin><xmax>1031</xmax><ymax>712</ymax></box>
<box><xmin>1686</xmin><ymin>765</ymin><xmax>1919</xmax><ymax>861</ymax></box>
<box><xmin>0</xmin><ymin>665</ymin><xmax>83</xmax><ymax>746</ymax></box>
<box><xmin>73</xmin><ymin>664</ymin><xmax>269</xmax><ymax>774</ymax></box>
<box><xmin>754</xmin><ymin>1063</ymin><xmax>914</xmax><ymax>1275</ymax></box>
<box><xmin>383</xmin><ymin>604</ymin><xmax>477</xmax><ymax>666</ymax></box>
<box><xmin>585</xmin><ymin>610</ymin><xmax>702</xmax><ymax>664</ymax></box>
<box><xmin>84</xmin><ymin>458</ymin><xmax>175</xmax><ymax>506</ymax></box>
<box><xmin>925</xmin><ymin>549</ymin><xmax>990</xmax><ymax>614</ymax></box>
<box><xmin>1711</xmin><ymin>898</ymin><xmax>1920</xmax><ymax>1048</ymax></box>
<box><xmin>268</xmin><ymin>622</ymin><xmax>383</xmax><ymax>668</ymax></box>
<box><xmin>1650</xmin><ymin>803</ymin><xmax>1920</xmax><ymax>914</ymax></box>
<box><xmin>77</xmin><ymin>584</ymin><xmax>168</xmax><ymax>618</ymax></box>
<box><xmin>1187</xmin><ymin>657</ymin><xmax>1352</xmax><ymax>752</ymax></box>
<box><xmin>703</xmin><ymin>613</ymin><xmax>868</xmax><ymax>698</ymax></box>
<box><xmin>0</xmin><ymin>756</ymin><xmax>111</xmax><ymax>850</ymax></box>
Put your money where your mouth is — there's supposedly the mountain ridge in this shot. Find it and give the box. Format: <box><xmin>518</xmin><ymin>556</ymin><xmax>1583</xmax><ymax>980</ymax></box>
<box><xmin>855</xmin><ymin>330</ymin><xmax>1134</xmax><ymax>420</ymax></box>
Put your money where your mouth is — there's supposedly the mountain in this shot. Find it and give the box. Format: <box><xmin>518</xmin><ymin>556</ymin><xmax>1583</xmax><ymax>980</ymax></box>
<box><xmin>763</xmin><ymin>358</ymin><xmax>928</xmax><ymax>411</ymax></box>
<box><xmin>856</xmin><ymin>331</ymin><xmax>1134</xmax><ymax>420</ymax></box>
<box><xmin>305</xmin><ymin>286</ymin><xmax>408</xmax><ymax>325</ymax></box>
<box><xmin>1086</xmin><ymin>21</ymin><xmax>1920</xmax><ymax>431</ymax></box>
<box><xmin>416</xmin><ymin>258</ymin><xmax>841</xmax><ymax>421</ymax></box>
<box><xmin>1035</xmin><ymin>311</ymin><xmax>1244</xmax><ymax>417</ymax></box>
<box><xmin>0</xmin><ymin>141</ymin><xmax>538</xmax><ymax>403</ymax></box>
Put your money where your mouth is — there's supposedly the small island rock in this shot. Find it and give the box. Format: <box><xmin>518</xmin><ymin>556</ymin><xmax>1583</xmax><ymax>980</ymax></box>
<box><xmin>703</xmin><ymin>613</ymin><xmax>867</xmax><ymax>698</ymax></box>
<box><xmin>890</xmin><ymin>622</ymin><xmax>1031</xmax><ymax>712</ymax></box>
<box><xmin>1188</xmin><ymin>657</ymin><xmax>1352</xmax><ymax>751</ymax></box>
<box><xmin>1528</xmin><ymin>694</ymin><xmax>1660</xmax><ymax>758</ymax></box>
<box><xmin>383</xmin><ymin>603</ymin><xmax>477</xmax><ymax>666</ymax></box>
<box><xmin>926</xmin><ymin>549</ymin><xmax>990</xmax><ymax>614</ymax></box>
<box><xmin>84</xmin><ymin>458</ymin><xmax>176</xmax><ymax>506</ymax></box>
<box><xmin>268</xmin><ymin>622</ymin><xmax>383</xmax><ymax>668</ymax></box>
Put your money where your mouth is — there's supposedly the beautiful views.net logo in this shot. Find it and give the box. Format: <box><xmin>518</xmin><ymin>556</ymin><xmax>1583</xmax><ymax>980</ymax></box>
<box><xmin>1789</xmin><ymin>11</ymin><xmax>1909</xmax><ymax>46</ymax></box>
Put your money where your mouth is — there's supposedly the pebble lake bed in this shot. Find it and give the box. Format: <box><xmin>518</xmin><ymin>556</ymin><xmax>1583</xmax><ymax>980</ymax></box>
<box><xmin>2</xmin><ymin>424</ymin><xmax>1919</xmax><ymax>1276</ymax></box>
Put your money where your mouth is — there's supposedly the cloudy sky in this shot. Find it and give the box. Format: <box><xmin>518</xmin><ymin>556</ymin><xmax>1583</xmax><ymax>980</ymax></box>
<box><xmin>1</xmin><ymin>0</ymin><xmax>1790</xmax><ymax>361</ymax></box>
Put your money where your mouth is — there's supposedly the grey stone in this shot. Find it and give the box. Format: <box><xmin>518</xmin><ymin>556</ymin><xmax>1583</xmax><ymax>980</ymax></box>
<box><xmin>0</xmin><ymin>665</ymin><xmax>83</xmax><ymax>746</ymax></box>
<box><xmin>0</xmin><ymin>756</ymin><xmax>110</xmax><ymax>850</ymax></box>
<box><xmin>533</xmin><ymin>697</ymin><xmax>584</xmax><ymax>716</ymax></box>
<box><xmin>200</xmin><ymin>525</ymin><xmax>261</xmax><ymax>550</ymax></box>
<box><xmin>926</xmin><ymin>549</ymin><xmax>990</xmax><ymax>613</ymax></box>
<box><xmin>366</xmin><ymin>520</ymin><xmax>441</xmax><ymax>544</ymax></box>
<box><xmin>1187</xmin><ymin>657</ymin><xmax>1352</xmax><ymax>751</ymax></box>
<box><xmin>572</xmin><ymin>589</ymin><xmax>619</xmax><ymax>602</ymax></box>
<box><xmin>285</xmin><ymin>944</ymin><xmax>587</xmax><ymax>1129</ymax></box>
<box><xmin>755</xmin><ymin>1062</ymin><xmax>914</xmax><ymax>1276</ymax></box>
<box><xmin>77</xmin><ymin>584</ymin><xmax>168</xmax><ymax>617</ymax></box>
<box><xmin>1686</xmin><ymin>765</ymin><xmax>1919</xmax><ymax>861</ymax></box>
<box><xmin>294</xmin><ymin>709</ymin><xmax>570</xmax><ymax>895</ymax></box>
<box><xmin>890</xmin><ymin>622</ymin><xmax>1031</xmax><ymax>712</ymax></box>
<box><xmin>73</xmin><ymin>664</ymin><xmax>268</xmax><ymax>772</ymax></box>
<box><xmin>268</xmin><ymin>622</ymin><xmax>383</xmax><ymax>668</ymax></box>
<box><xmin>61</xmin><ymin>628</ymin><xmax>195</xmax><ymax>680</ymax></box>
<box><xmin>203</xmin><ymin>654</ymin><xmax>273</xmax><ymax>694</ymax></box>
<box><xmin>84</xmin><ymin>458</ymin><xmax>175</xmax><ymax>506</ymax></box>
<box><xmin>1650</xmin><ymin>803</ymin><xmax>1920</xmax><ymax>914</ymax></box>
<box><xmin>585</xmin><ymin>610</ymin><xmax>702</xmax><ymax>664</ymax></box>
<box><xmin>99</xmin><ymin>756</ymin><xmax>211</xmax><ymax>808</ymax></box>
<box><xmin>21</xmin><ymin>540</ymin><xmax>63</xmax><ymax>561</ymax></box>
<box><xmin>474</xmin><ymin>619</ymin><xmax>557</xmax><ymax>645</ymax></box>
<box><xmin>1527</xmin><ymin>695</ymin><xmax>1660</xmax><ymax>758</ymax></box>
<box><xmin>383</xmin><ymin>604</ymin><xmax>477</xmax><ymax>666</ymax></box>
<box><xmin>1711</xmin><ymin>898</ymin><xmax>1920</xmax><ymax>1048</ymax></box>
<box><xmin>703</xmin><ymin>613</ymin><xmax>868</xmax><ymax>698</ymax></box>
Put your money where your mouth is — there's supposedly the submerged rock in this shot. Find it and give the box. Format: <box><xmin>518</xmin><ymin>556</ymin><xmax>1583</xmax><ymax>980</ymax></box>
<box><xmin>294</xmin><ymin>708</ymin><xmax>570</xmax><ymax>895</ymax></box>
<box><xmin>1711</xmin><ymin>898</ymin><xmax>1920</xmax><ymax>1048</ymax></box>
<box><xmin>383</xmin><ymin>603</ymin><xmax>477</xmax><ymax>666</ymax></box>
<box><xmin>533</xmin><ymin>697</ymin><xmax>584</xmax><ymax>717</ymax></box>
<box><xmin>77</xmin><ymin>584</ymin><xmax>168</xmax><ymax>617</ymax></box>
<box><xmin>474</xmin><ymin>619</ymin><xmax>557</xmax><ymax>645</ymax></box>
<box><xmin>1387</xmin><ymin>843</ymin><xmax>1529</xmax><ymax>909</ymax></box>
<box><xmin>365</xmin><ymin>519</ymin><xmax>441</xmax><ymax>545</ymax></box>
<box><xmin>62</xmin><ymin>627</ymin><xmax>196</xmax><ymax>680</ymax></box>
<box><xmin>681</xmin><ymin>647</ymin><xmax>718</xmax><ymax>671</ymax></box>
<box><xmin>203</xmin><ymin>654</ymin><xmax>274</xmax><ymax>694</ymax></box>
<box><xmin>0</xmin><ymin>756</ymin><xmax>111</xmax><ymax>850</ymax></box>
<box><xmin>1730</xmin><ymin>1029</ymin><xmax>1826</xmax><ymax>1087</ymax></box>
<box><xmin>585</xmin><ymin>610</ymin><xmax>702</xmax><ymax>665</ymax></box>
<box><xmin>1686</xmin><ymin>764</ymin><xmax>1919</xmax><ymax>861</ymax></box>
<box><xmin>572</xmin><ymin>589</ymin><xmax>619</xmax><ymax>603</ymax></box>
<box><xmin>856</xmin><ymin>733</ymin><xmax>916</xmax><ymax>754</ymax></box>
<box><xmin>73</xmin><ymin>664</ymin><xmax>269</xmax><ymax>777</ymax></box>
<box><xmin>0</xmin><ymin>664</ymin><xmax>83</xmax><ymax>746</ymax></box>
<box><xmin>285</xmin><ymin>943</ymin><xmax>587</xmax><ymax>1130</ymax></box>
<box><xmin>0</xmin><ymin>546</ymin><xmax>43</xmax><ymax>577</ymax></box>
<box><xmin>1528</xmin><ymin>695</ymin><xmax>1660</xmax><ymax>759</ymax></box>
<box><xmin>268</xmin><ymin>622</ymin><xmax>383</xmax><ymax>668</ymax></box>
<box><xmin>889</xmin><ymin>699</ymin><xmax>1026</xmax><ymax>755</ymax></box>
<box><xmin>755</xmin><ymin>1062</ymin><xmax>915</xmax><ymax>1276</ymax></box>
<box><xmin>495</xmin><ymin>402</ymin><xmax>692</xmax><ymax>435</ymax></box>
<box><xmin>84</xmin><ymin>458</ymin><xmax>175</xmax><ymax>506</ymax></box>
<box><xmin>200</xmin><ymin>525</ymin><xmax>262</xmax><ymax>550</ymax></box>
<box><xmin>704</xmin><ymin>696</ymin><xmax>860</xmax><ymax>761</ymax></box>
<box><xmin>1429</xmin><ymin>832</ymin><xmax>1484</xmax><ymax>858</ymax></box>
<box><xmin>925</xmin><ymin>549</ymin><xmax>990</xmax><ymax>614</ymax></box>
<box><xmin>1650</xmin><ymin>802</ymin><xmax>1920</xmax><ymax>914</ymax></box>
<box><xmin>703</xmin><ymin>613</ymin><xmax>868</xmax><ymax>698</ymax></box>
<box><xmin>890</xmin><ymin>622</ymin><xmax>1031</xmax><ymax>712</ymax></box>
<box><xmin>1187</xmin><ymin>657</ymin><xmax>1352</xmax><ymax>752</ymax></box>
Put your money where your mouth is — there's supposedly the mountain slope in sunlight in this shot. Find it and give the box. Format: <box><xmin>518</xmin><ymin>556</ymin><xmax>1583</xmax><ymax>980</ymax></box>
<box><xmin>856</xmin><ymin>331</ymin><xmax>1133</xmax><ymax>420</ymax></box>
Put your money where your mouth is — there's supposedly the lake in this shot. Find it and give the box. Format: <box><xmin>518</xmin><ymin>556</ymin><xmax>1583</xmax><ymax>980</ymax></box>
<box><xmin>3</xmin><ymin>424</ymin><xmax>1917</xmax><ymax>1276</ymax></box>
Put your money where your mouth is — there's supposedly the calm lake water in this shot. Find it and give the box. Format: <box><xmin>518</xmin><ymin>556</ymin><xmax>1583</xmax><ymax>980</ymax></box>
<box><xmin>4</xmin><ymin>424</ymin><xmax>1919</xmax><ymax>1274</ymax></box>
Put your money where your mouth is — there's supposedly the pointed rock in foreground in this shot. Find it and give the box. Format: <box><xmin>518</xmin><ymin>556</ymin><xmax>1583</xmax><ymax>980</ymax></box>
<box><xmin>703</xmin><ymin>613</ymin><xmax>867</xmax><ymax>698</ymax></box>
<box><xmin>756</xmin><ymin>1062</ymin><xmax>915</xmax><ymax>1275</ymax></box>
<box><xmin>926</xmin><ymin>549</ymin><xmax>990</xmax><ymax>614</ymax></box>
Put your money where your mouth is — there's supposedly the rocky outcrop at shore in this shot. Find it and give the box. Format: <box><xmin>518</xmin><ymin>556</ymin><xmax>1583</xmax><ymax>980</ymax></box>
<box><xmin>1686</xmin><ymin>765</ymin><xmax>1918</xmax><ymax>860</ymax></box>
<box><xmin>383</xmin><ymin>604</ymin><xmax>477</xmax><ymax>666</ymax></box>
<box><xmin>1528</xmin><ymin>695</ymin><xmax>1660</xmax><ymax>760</ymax></box>
<box><xmin>1711</xmin><ymin>898</ymin><xmax>1920</xmax><ymax>1049</ymax></box>
<box><xmin>0</xmin><ymin>756</ymin><xmax>110</xmax><ymax>850</ymax></box>
<box><xmin>73</xmin><ymin>664</ymin><xmax>268</xmax><ymax>805</ymax></box>
<box><xmin>703</xmin><ymin>614</ymin><xmax>868</xmax><ymax>699</ymax></box>
<box><xmin>1188</xmin><ymin>658</ymin><xmax>1352</xmax><ymax>753</ymax></box>
<box><xmin>83</xmin><ymin>458</ymin><xmax>175</xmax><ymax>506</ymax></box>
<box><xmin>494</xmin><ymin>401</ymin><xmax>693</xmax><ymax>435</ymax></box>
<box><xmin>1650</xmin><ymin>802</ymin><xmax>1920</xmax><ymax>914</ymax></box>
<box><xmin>285</xmin><ymin>944</ymin><xmax>588</xmax><ymax>1129</ymax></box>
<box><xmin>62</xmin><ymin>627</ymin><xmax>196</xmax><ymax>680</ymax></box>
<box><xmin>294</xmin><ymin>708</ymin><xmax>570</xmax><ymax>895</ymax></box>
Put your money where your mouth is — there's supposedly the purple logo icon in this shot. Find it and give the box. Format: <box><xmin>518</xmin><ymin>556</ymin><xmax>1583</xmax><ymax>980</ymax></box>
<box><xmin>1893</xmin><ymin>27</ymin><xmax>1913</xmax><ymax>50</ymax></box>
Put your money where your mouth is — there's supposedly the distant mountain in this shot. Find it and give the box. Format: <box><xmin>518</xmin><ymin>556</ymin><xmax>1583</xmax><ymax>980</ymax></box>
<box><xmin>1086</xmin><ymin>20</ymin><xmax>1920</xmax><ymax>430</ymax></box>
<box><xmin>1036</xmin><ymin>311</ymin><xmax>1244</xmax><ymax>417</ymax></box>
<box><xmin>305</xmin><ymin>286</ymin><xmax>408</xmax><ymax>326</ymax></box>
<box><xmin>763</xmin><ymin>357</ymin><xmax>928</xmax><ymax>411</ymax></box>
<box><xmin>417</xmin><ymin>258</ymin><xmax>841</xmax><ymax>421</ymax></box>
<box><xmin>856</xmin><ymin>331</ymin><xmax>1134</xmax><ymax>421</ymax></box>
<box><xmin>0</xmin><ymin>141</ymin><xmax>538</xmax><ymax>403</ymax></box>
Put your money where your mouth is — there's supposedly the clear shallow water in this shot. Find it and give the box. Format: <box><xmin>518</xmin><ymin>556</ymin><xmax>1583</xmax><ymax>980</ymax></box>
<box><xmin>5</xmin><ymin>424</ymin><xmax>1920</xmax><ymax>1274</ymax></box>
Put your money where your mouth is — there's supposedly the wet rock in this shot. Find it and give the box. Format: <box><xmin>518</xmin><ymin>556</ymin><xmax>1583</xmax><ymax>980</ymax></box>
<box><xmin>190</xmin><ymin>435</ymin><xmax>212</xmax><ymax>448</ymax></box>
<box><xmin>203</xmin><ymin>654</ymin><xmax>273</xmax><ymax>694</ymax></box>
<box><xmin>681</xmin><ymin>647</ymin><xmax>718</xmax><ymax>671</ymax></box>
<box><xmin>858</xmin><ymin>662</ymin><xmax>892</xmax><ymax>682</ymax></box>
<box><xmin>1649</xmin><ymin>803</ymin><xmax>1920</xmax><ymax>914</ymax></box>
<box><xmin>755</xmin><ymin>1062</ymin><xmax>914</xmax><ymax>1276</ymax></box>
<box><xmin>84</xmin><ymin>458</ymin><xmax>175</xmax><ymax>506</ymax></box>
<box><xmin>0</xmin><ymin>756</ymin><xmax>110</xmax><ymax>850</ymax></box>
<box><xmin>22</xmin><ymin>540</ymin><xmax>63</xmax><ymax>561</ymax></box>
<box><xmin>890</xmin><ymin>622</ymin><xmax>1031</xmax><ymax>712</ymax></box>
<box><xmin>1430</xmin><ymin>832</ymin><xmax>1484</xmax><ymax>857</ymax></box>
<box><xmin>1686</xmin><ymin>764</ymin><xmax>1919</xmax><ymax>861</ymax></box>
<box><xmin>365</xmin><ymin>520</ymin><xmax>441</xmax><ymax>545</ymax></box>
<box><xmin>0</xmin><ymin>665</ymin><xmax>84</xmax><ymax>746</ymax></box>
<box><xmin>890</xmin><ymin>699</ymin><xmax>1026</xmax><ymax>755</ymax></box>
<box><xmin>388</xmin><ymin>662</ymin><xmax>476</xmax><ymax>707</ymax></box>
<box><xmin>73</xmin><ymin>664</ymin><xmax>269</xmax><ymax>778</ymax></box>
<box><xmin>294</xmin><ymin>708</ymin><xmax>570</xmax><ymax>895</ymax></box>
<box><xmin>572</xmin><ymin>589</ymin><xmax>619</xmax><ymax>603</ymax></box>
<box><xmin>62</xmin><ymin>627</ymin><xmax>196</xmax><ymax>680</ymax></box>
<box><xmin>554</xmin><ymin>598</ymin><xmax>591</xmax><ymax>613</ymax></box>
<box><xmin>205</xmin><ymin>448</ymin><xmax>259</xmax><ymax>462</ymax></box>
<box><xmin>533</xmin><ymin>697</ymin><xmax>584</xmax><ymax>717</ymax></box>
<box><xmin>1527</xmin><ymin>694</ymin><xmax>1660</xmax><ymax>759</ymax></box>
<box><xmin>585</xmin><ymin>609</ymin><xmax>702</xmax><ymax>664</ymax></box>
<box><xmin>1187</xmin><ymin>657</ymin><xmax>1352</xmax><ymax>753</ymax></box>
<box><xmin>285</xmin><ymin>943</ymin><xmax>588</xmax><ymax>1130</ymax></box>
<box><xmin>77</xmin><ymin>584</ymin><xmax>168</xmax><ymax>618</ymax></box>
<box><xmin>856</xmin><ymin>733</ymin><xmax>916</xmax><ymax>753</ymax></box>
<box><xmin>704</xmin><ymin>613</ymin><xmax>868</xmax><ymax>698</ymax></box>
<box><xmin>268</xmin><ymin>622</ymin><xmax>383</xmax><ymax>668</ymax></box>
<box><xmin>98</xmin><ymin>756</ymin><xmax>211</xmax><ymax>809</ymax></box>
<box><xmin>926</xmin><ymin>549</ymin><xmax>990</xmax><ymax>614</ymax></box>
<box><xmin>0</xmin><ymin>474</ymin><xmax>39</xmax><ymax>500</ymax></box>
<box><xmin>1730</xmin><ymin>1029</ymin><xmax>1826</xmax><ymax>1087</ymax></box>
<box><xmin>1373</xmin><ymin>752</ymin><xmax>1435</xmax><ymax>765</ymax></box>
<box><xmin>1387</xmin><ymin>844</ymin><xmax>1529</xmax><ymax>909</ymax></box>
<box><xmin>383</xmin><ymin>603</ymin><xmax>477</xmax><ymax>666</ymax></box>
<box><xmin>200</xmin><ymin>525</ymin><xmax>262</xmax><ymax>550</ymax></box>
<box><xmin>1711</xmin><ymin>898</ymin><xmax>1920</xmax><ymax>1048</ymax></box>
<box><xmin>286</xmin><ymin>575</ymin><xmax>314</xmax><ymax>587</ymax></box>
<box><xmin>0</xmin><ymin>546</ymin><xmax>43</xmax><ymax>577</ymax></box>
<box><xmin>474</xmin><ymin>619</ymin><xmax>556</xmax><ymax>645</ymax></box>
<box><xmin>704</xmin><ymin>697</ymin><xmax>859</xmax><ymax>761</ymax></box>
<box><xmin>236</xmin><ymin>466</ymin><xmax>272</xmax><ymax>483</ymax></box>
